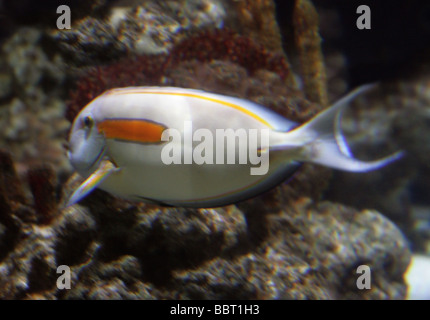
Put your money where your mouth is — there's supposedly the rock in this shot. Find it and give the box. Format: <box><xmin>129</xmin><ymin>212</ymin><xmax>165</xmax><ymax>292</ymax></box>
<box><xmin>0</xmin><ymin>225</ymin><xmax>57</xmax><ymax>299</ymax></box>
<box><xmin>324</xmin><ymin>76</ymin><xmax>430</xmax><ymax>253</ymax></box>
<box><xmin>222</xmin><ymin>0</ymin><xmax>284</xmax><ymax>53</ymax></box>
<box><xmin>0</xmin><ymin>172</ymin><xmax>411</xmax><ymax>299</ymax></box>
<box><xmin>63</xmin><ymin>255</ymin><xmax>159</xmax><ymax>300</ymax></box>
<box><xmin>165</xmin><ymin>59</ymin><xmax>315</xmax><ymax>123</ymax></box>
<box><xmin>0</xmin><ymin>28</ymin><xmax>70</xmax><ymax>178</ymax></box>
<box><xmin>50</xmin><ymin>0</ymin><xmax>226</xmax><ymax>65</ymax></box>
<box><xmin>54</xmin><ymin>206</ymin><xmax>97</xmax><ymax>266</ymax></box>
<box><xmin>172</xmin><ymin>199</ymin><xmax>410</xmax><ymax>299</ymax></box>
<box><xmin>0</xmin><ymin>62</ymin><xmax>13</xmax><ymax>101</ymax></box>
<box><xmin>2</xmin><ymin>28</ymin><xmax>65</xmax><ymax>104</ymax></box>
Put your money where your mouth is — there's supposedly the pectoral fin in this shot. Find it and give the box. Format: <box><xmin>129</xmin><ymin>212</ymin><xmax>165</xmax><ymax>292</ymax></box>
<box><xmin>66</xmin><ymin>159</ymin><xmax>119</xmax><ymax>207</ymax></box>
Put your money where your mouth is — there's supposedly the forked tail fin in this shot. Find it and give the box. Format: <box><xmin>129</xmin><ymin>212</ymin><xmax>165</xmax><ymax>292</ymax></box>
<box><xmin>282</xmin><ymin>84</ymin><xmax>403</xmax><ymax>172</ymax></box>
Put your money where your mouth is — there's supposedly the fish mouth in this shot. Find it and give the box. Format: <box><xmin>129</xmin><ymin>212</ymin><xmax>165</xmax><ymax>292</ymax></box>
<box><xmin>86</xmin><ymin>145</ymin><xmax>106</xmax><ymax>172</ymax></box>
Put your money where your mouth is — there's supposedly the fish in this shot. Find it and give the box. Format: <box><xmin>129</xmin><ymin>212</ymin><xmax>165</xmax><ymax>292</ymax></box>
<box><xmin>66</xmin><ymin>84</ymin><xmax>403</xmax><ymax>208</ymax></box>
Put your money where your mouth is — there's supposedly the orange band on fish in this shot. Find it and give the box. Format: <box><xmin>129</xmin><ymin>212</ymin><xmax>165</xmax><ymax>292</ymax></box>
<box><xmin>97</xmin><ymin>119</ymin><xmax>166</xmax><ymax>143</ymax></box>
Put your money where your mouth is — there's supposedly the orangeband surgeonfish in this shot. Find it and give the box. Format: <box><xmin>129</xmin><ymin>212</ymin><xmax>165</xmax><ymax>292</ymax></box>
<box><xmin>66</xmin><ymin>85</ymin><xmax>403</xmax><ymax>208</ymax></box>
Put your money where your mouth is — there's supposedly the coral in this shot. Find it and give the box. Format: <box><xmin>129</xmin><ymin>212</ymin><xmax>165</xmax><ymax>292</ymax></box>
<box><xmin>66</xmin><ymin>29</ymin><xmax>296</xmax><ymax>123</ymax></box>
<box><xmin>167</xmin><ymin>29</ymin><xmax>291</xmax><ymax>80</ymax></box>
<box><xmin>0</xmin><ymin>151</ymin><xmax>59</xmax><ymax>262</ymax></box>
<box><xmin>293</xmin><ymin>0</ymin><xmax>328</xmax><ymax>107</ymax></box>
<box><xmin>0</xmin><ymin>28</ymin><xmax>71</xmax><ymax>180</ymax></box>
<box><xmin>165</xmin><ymin>59</ymin><xmax>316</xmax><ymax>122</ymax></box>
<box><xmin>312</xmin><ymin>2</ymin><xmax>349</xmax><ymax>100</ymax></box>
<box><xmin>0</xmin><ymin>149</ymin><xmax>26</xmax><ymax>204</ymax></box>
<box><xmin>65</xmin><ymin>54</ymin><xmax>166</xmax><ymax>122</ymax></box>
<box><xmin>27</xmin><ymin>165</ymin><xmax>58</xmax><ymax>225</ymax></box>
<box><xmin>223</xmin><ymin>0</ymin><xmax>284</xmax><ymax>53</ymax></box>
<box><xmin>0</xmin><ymin>149</ymin><xmax>32</xmax><ymax>262</ymax></box>
<box><xmin>50</xmin><ymin>0</ymin><xmax>226</xmax><ymax>65</ymax></box>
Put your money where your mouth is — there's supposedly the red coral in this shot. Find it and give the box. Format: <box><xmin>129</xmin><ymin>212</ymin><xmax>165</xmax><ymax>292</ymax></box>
<box><xmin>0</xmin><ymin>149</ymin><xmax>26</xmax><ymax>205</ymax></box>
<box><xmin>0</xmin><ymin>150</ymin><xmax>60</xmax><ymax>226</ymax></box>
<box><xmin>66</xmin><ymin>29</ymin><xmax>291</xmax><ymax>123</ymax></box>
<box><xmin>27</xmin><ymin>165</ymin><xmax>58</xmax><ymax>225</ymax></box>
<box><xmin>167</xmin><ymin>29</ymin><xmax>290</xmax><ymax>78</ymax></box>
<box><xmin>66</xmin><ymin>54</ymin><xmax>166</xmax><ymax>122</ymax></box>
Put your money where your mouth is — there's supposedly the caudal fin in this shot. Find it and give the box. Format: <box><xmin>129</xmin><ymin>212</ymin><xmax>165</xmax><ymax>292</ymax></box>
<box><xmin>282</xmin><ymin>84</ymin><xmax>403</xmax><ymax>172</ymax></box>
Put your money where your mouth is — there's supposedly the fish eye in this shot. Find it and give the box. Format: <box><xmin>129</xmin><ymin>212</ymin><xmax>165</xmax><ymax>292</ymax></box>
<box><xmin>83</xmin><ymin>116</ymin><xmax>94</xmax><ymax>128</ymax></box>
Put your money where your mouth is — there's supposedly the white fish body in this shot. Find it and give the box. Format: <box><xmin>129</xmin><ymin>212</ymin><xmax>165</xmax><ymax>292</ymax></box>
<box><xmin>67</xmin><ymin>85</ymin><xmax>402</xmax><ymax>207</ymax></box>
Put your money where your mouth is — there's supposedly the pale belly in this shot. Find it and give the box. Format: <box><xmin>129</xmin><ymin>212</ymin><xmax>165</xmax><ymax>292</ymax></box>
<box><xmin>98</xmin><ymin>140</ymin><xmax>299</xmax><ymax>207</ymax></box>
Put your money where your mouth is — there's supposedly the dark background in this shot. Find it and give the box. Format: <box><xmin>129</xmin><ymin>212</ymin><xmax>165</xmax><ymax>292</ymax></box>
<box><xmin>275</xmin><ymin>0</ymin><xmax>430</xmax><ymax>87</ymax></box>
